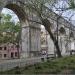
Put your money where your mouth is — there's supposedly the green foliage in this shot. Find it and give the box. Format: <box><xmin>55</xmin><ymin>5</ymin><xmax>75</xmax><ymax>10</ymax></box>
<box><xmin>2</xmin><ymin>14</ymin><xmax>12</xmax><ymax>22</ymax></box>
<box><xmin>0</xmin><ymin>14</ymin><xmax>21</xmax><ymax>44</ymax></box>
<box><xmin>68</xmin><ymin>0</ymin><xmax>75</xmax><ymax>9</ymax></box>
<box><xmin>1</xmin><ymin>55</ymin><xmax>75</xmax><ymax>74</ymax></box>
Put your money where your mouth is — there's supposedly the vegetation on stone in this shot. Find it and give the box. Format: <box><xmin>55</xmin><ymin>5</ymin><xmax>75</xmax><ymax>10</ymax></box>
<box><xmin>1</xmin><ymin>55</ymin><xmax>75</xmax><ymax>74</ymax></box>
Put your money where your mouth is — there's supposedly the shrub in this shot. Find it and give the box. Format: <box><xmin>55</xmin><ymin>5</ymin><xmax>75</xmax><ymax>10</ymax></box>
<box><xmin>24</xmin><ymin>66</ymin><xmax>29</xmax><ymax>70</ymax></box>
<box><xmin>15</xmin><ymin>70</ymin><xmax>21</xmax><ymax>74</ymax></box>
<box><xmin>41</xmin><ymin>58</ymin><xmax>44</xmax><ymax>62</ymax></box>
<box><xmin>35</xmin><ymin>65</ymin><xmax>42</xmax><ymax>70</ymax></box>
<box><xmin>14</xmin><ymin>66</ymin><xmax>20</xmax><ymax>69</ymax></box>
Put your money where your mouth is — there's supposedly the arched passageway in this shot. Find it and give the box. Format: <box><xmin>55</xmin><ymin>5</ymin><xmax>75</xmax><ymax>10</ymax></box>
<box><xmin>0</xmin><ymin>1</ymin><xmax>41</xmax><ymax>58</ymax></box>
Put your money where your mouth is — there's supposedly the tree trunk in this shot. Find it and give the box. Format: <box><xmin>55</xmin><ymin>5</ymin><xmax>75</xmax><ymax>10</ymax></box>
<box><xmin>41</xmin><ymin>18</ymin><xmax>62</xmax><ymax>57</ymax></box>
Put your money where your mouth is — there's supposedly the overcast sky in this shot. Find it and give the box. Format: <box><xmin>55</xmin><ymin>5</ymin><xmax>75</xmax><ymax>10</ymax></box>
<box><xmin>2</xmin><ymin>8</ymin><xmax>19</xmax><ymax>23</ymax></box>
<box><xmin>52</xmin><ymin>0</ymin><xmax>75</xmax><ymax>25</ymax></box>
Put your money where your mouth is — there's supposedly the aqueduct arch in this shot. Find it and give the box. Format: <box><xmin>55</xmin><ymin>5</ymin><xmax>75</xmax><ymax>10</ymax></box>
<box><xmin>0</xmin><ymin>0</ymin><xmax>41</xmax><ymax>58</ymax></box>
<box><xmin>1</xmin><ymin>0</ymin><xmax>75</xmax><ymax>58</ymax></box>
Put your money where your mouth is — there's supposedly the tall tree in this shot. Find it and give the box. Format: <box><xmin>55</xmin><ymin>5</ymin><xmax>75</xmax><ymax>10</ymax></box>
<box><xmin>0</xmin><ymin>14</ymin><xmax>21</xmax><ymax>44</ymax></box>
<box><xmin>19</xmin><ymin>0</ymin><xmax>62</xmax><ymax>57</ymax></box>
<box><xmin>0</xmin><ymin>14</ymin><xmax>21</xmax><ymax>58</ymax></box>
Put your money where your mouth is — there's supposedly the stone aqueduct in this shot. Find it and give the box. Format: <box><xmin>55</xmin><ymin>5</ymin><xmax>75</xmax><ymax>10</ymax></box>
<box><xmin>0</xmin><ymin>0</ymin><xmax>75</xmax><ymax>58</ymax></box>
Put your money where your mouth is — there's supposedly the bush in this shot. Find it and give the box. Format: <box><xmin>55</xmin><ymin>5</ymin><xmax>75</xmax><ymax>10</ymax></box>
<box><xmin>14</xmin><ymin>66</ymin><xmax>20</xmax><ymax>69</ymax></box>
<box><xmin>14</xmin><ymin>66</ymin><xmax>21</xmax><ymax>74</ymax></box>
<box><xmin>46</xmin><ymin>57</ymin><xmax>50</xmax><ymax>62</ymax></box>
<box><xmin>41</xmin><ymin>58</ymin><xmax>44</xmax><ymax>62</ymax></box>
<box><xmin>34</xmin><ymin>64</ymin><xmax>42</xmax><ymax>70</ymax></box>
<box><xmin>2</xmin><ymin>55</ymin><xmax>75</xmax><ymax>74</ymax></box>
<box><xmin>15</xmin><ymin>70</ymin><xmax>21</xmax><ymax>74</ymax></box>
<box><xmin>24</xmin><ymin>66</ymin><xmax>29</xmax><ymax>70</ymax></box>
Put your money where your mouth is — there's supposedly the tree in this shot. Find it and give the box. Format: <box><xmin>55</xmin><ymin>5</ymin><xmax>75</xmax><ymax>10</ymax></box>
<box><xmin>19</xmin><ymin>0</ymin><xmax>62</xmax><ymax>57</ymax></box>
<box><xmin>0</xmin><ymin>14</ymin><xmax>21</xmax><ymax>58</ymax></box>
<box><xmin>0</xmin><ymin>14</ymin><xmax>21</xmax><ymax>44</ymax></box>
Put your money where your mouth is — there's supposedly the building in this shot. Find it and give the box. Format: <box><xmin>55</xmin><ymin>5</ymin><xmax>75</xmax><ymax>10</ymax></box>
<box><xmin>0</xmin><ymin>43</ymin><xmax>20</xmax><ymax>59</ymax></box>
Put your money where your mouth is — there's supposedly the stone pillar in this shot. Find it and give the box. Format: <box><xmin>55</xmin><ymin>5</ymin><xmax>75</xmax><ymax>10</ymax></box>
<box><xmin>20</xmin><ymin>21</ymin><xmax>41</xmax><ymax>58</ymax></box>
<box><xmin>0</xmin><ymin>0</ymin><xmax>41</xmax><ymax>58</ymax></box>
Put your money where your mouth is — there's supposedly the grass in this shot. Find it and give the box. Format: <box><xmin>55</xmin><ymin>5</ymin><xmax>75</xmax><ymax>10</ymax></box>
<box><xmin>1</xmin><ymin>55</ymin><xmax>75</xmax><ymax>74</ymax></box>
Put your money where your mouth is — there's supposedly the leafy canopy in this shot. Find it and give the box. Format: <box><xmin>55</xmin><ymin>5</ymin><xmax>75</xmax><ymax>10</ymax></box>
<box><xmin>0</xmin><ymin>14</ymin><xmax>21</xmax><ymax>44</ymax></box>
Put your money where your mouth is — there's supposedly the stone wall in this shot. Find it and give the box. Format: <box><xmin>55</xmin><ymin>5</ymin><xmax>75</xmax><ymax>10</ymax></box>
<box><xmin>0</xmin><ymin>0</ymin><xmax>41</xmax><ymax>58</ymax></box>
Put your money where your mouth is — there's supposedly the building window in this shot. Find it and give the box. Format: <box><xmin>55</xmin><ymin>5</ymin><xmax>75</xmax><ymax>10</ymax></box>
<box><xmin>4</xmin><ymin>54</ymin><xmax>7</xmax><ymax>57</ymax></box>
<box><xmin>11</xmin><ymin>52</ymin><xmax>14</xmax><ymax>58</ymax></box>
<box><xmin>4</xmin><ymin>47</ymin><xmax>6</xmax><ymax>50</ymax></box>
<box><xmin>0</xmin><ymin>47</ymin><xmax>2</xmax><ymax>50</ymax></box>
<box><xmin>15</xmin><ymin>52</ymin><xmax>18</xmax><ymax>57</ymax></box>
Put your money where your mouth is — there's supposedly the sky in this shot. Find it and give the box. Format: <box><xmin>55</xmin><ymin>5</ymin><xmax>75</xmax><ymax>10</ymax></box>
<box><xmin>2</xmin><ymin>8</ymin><xmax>19</xmax><ymax>23</ymax></box>
<box><xmin>52</xmin><ymin>0</ymin><xmax>75</xmax><ymax>25</ymax></box>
